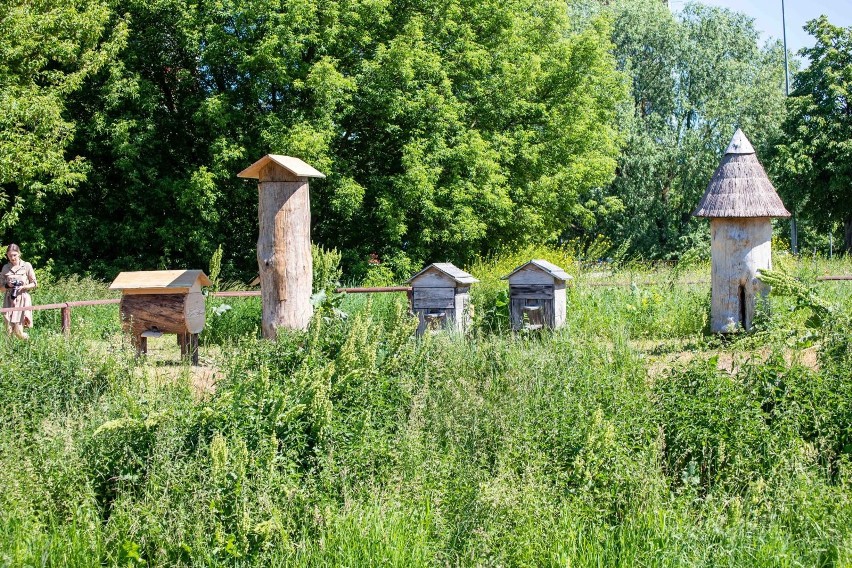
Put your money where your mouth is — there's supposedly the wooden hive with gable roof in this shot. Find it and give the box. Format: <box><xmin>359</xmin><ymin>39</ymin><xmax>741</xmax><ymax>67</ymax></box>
<box><xmin>693</xmin><ymin>129</ymin><xmax>790</xmax><ymax>333</ymax></box>
<box><xmin>110</xmin><ymin>270</ymin><xmax>212</xmax><ymax>362</ymax></box>
<box><xmin>406</xmin><ymin>263</ymin><xmax>478</xmax><ymax>335</ymax></box>
<box><xmin>503</xmin><ymin>259</ymin><xmax>572</xmax><ymax>330</ymax></box>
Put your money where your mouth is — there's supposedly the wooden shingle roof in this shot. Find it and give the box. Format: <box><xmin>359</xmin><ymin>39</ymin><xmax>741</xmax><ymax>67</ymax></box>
<box><xmin>237</xmin><ymin>155</ymin><xmax>326</xmax><ymax>179</ymax></box>
<box><xmin>406</xmin><ymin>263</ymin><xmax>479</xmax><ymax>285</ymax></box>
<box><xmin>110</xmin><ymin>270</ymin><xmax>212</xmax><ymax>293</ymax></box>
<box><xmin>502</xmin><ymin>259</ymin><xmax>572</xmax><ymax>282</ymax></box>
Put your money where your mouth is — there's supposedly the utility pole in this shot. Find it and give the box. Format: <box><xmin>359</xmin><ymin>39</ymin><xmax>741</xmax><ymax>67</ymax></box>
<box><xmin>782</xmin><ymin>0</ymin><xmax>799</xmax><ymax>254</ymax></box>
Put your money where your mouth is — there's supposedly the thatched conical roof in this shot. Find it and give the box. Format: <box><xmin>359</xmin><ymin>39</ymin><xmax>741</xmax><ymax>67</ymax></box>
<box><xmin>692</xmin><ymin>129</ymin><xmax>790</xmax><ymax>218</ymax></box>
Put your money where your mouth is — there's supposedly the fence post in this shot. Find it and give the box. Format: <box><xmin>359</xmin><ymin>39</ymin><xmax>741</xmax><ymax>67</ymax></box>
<box><xmin>61</xmin><ymin>305</ymin><xmax>71</xmax><ymax>337</ymax></box>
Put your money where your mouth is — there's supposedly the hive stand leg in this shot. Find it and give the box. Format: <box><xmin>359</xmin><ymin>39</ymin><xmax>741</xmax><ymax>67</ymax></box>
<box><xmin>177</xmin><ymin>333</ymin><xmax>188</xmax><ymax>358</ymax></box>
<box><xmin>190</xmin><ymin>333</ymin><xmax>199</xmax><ymax>366</ymax></box>
<box><xmin>137</xmin><ymin>336</ymin><xmax>148</xmax><ymax>358</ymax></box>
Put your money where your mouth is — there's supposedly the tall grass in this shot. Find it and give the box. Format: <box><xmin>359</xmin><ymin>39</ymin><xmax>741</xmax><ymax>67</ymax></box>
<box><xmin>0</xmin><ymin>252</ymin><xmax>850</xmax><ymax>565</ymax></box>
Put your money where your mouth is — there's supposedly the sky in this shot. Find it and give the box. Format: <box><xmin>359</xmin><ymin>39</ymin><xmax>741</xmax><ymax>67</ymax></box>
<box><xmin>670</xmin><ymin>0</ymin><xmax>852</xmax><ymax>56</ymax></box>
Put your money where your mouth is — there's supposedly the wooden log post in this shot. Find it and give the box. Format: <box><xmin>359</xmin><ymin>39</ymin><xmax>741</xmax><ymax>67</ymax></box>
<box><xmin>257</xmin><ymin>165</ymin><xmax>312</xmax><ymax>337</ymax></box>
<box><xmin>238</xmin><ymin>155</ymin><xmax>326</xmax><ymax>339</ymax></box>
<box><xmin>190</xmin><ymin>333</ymin><xmax>199</xmax><ymax>366</ymax></box>
<box><xmin>61</xmin><ymin>305</ymin><xmax>71</xmax><ymax>337</ymax></box>
<box><xmin>710</xmin><ymin>218</ymin><xmax>773</xmax><ymax>332</ymax></box>
<box><xmin>176</xmin><ymin>332</ymin><xmax>199</xmax><ymax>365</ymax></box>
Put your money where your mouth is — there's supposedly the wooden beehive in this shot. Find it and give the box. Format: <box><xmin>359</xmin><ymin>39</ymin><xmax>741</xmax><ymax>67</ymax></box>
<box><xmin>503</xmin><ymin>260</ymin><xmax>572</xmax><ymax>330</ymax></box>
<box><xmin>109</xmin><ymin>270</ymin><xmax>212</xmax><ymax>363</ymax></box>
<box><xmin>406</xmin><ymin>263</ymin><xmax>478</xmax><ymax>336</ymax></box>
<box><xmin>693</xmin><ymin>129</ymin><xmax>790</xmax><ymax>332</ymax></box>
<box><xmin>238</xmin><ymin>154</ymin><xmax>325</xmax><ymax>338</ymax></box>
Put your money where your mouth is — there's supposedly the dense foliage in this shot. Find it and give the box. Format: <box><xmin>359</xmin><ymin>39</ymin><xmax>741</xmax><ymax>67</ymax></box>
<box><xmin>1</xmin><ymin>253</ymin><xmax>851</xmax><ymax>565</ymax></box>
<box><xmin>2</xmin><ymin>0</ymin><xmax>850</xmax><ymax>279</ymax></box>
<box><xmin>773</xmin><ymin>16</ymin><xmax>852</xmax><ymax>253</ymax></box>
<box><xmin>0</xmin><ymin>0</ymin><xmax>126</xmax><ymax>230</ymax></box>
<box><xmin>601</xmin><ymin>0</ymin><xmax>788</xmax><ymax>259</ymax></box>
<box><xmin>7</xmin><ymin>0</ymin><xmax>625</xmax><ymax>279</ymax></box>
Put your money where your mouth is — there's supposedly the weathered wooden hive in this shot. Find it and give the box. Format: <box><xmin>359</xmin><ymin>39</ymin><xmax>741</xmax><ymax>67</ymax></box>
<box><xmin>503</xmin><ymin>259</ymin><xmax>572</xmax><ymax>330</ymax></box>
<box><xmin>693</xmin><ymin>129</ymin><xmax>790</xmax><ymax>332</ymax></box>
<box><xmin>238</xmin><ymin>154</ymin><xmax>325</xmax><ymax>338</ymax></box>
<box><xmin>109</xmin><ymin>270</ymin><xmax>212</xmax><ymax>363</ymax></box>
<box><xmin>406</xmin><ymin>263</ymin><xmax>478</xmax><ymax>335</ymax></box>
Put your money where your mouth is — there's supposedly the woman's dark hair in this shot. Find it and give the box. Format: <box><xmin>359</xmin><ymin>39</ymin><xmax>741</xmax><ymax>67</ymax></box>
<box><xmin>6</xmin><ymin>244</ymin><xmax>20</xmax><ymax>255</ymax></box>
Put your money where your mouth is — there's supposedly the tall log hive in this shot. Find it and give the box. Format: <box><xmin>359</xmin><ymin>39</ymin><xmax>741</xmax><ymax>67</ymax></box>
<box><xmin>693</xmin><ymin>129</ymin><xmax>790</xmax><ymax>332</ymax></box>
<box><xmin>238</xmin><ymin>155</ymin><xmax>325</xmax><ymax>338</ymax></box>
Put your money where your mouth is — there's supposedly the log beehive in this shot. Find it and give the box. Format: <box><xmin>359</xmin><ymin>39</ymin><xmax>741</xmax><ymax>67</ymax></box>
<box><xmin>109</xmin><ymin>270</ymin><xmax>212</xmax><ymax>363</ymax></box>
<box><xmin>693</xmin><ymin>129</ymin><xmax>790</xmax><ymax>332</ymax></box>
<box><xmin>238</xmin><ymin>154</ymin><xmax>325</xmax><ymax>338</ymax></box>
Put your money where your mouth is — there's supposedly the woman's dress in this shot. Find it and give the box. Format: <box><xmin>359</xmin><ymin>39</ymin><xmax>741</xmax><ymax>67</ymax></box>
<box><xmin>2</xmin><ymin>261</ymin><xmax>36</xmax><ymax>328</ymax></box>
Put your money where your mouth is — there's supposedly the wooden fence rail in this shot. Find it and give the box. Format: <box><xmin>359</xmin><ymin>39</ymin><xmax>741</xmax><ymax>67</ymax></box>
<box><xmin>0</xmin><ymin>299</ymin><xmax>122</xmax><ymax>337</ymax></box>
<box><xmin>1</xmin><ymin>277</ymin><xmax>846</xmax><ymax>337</ymax></box>
<box><xmin>209</xmin><ymin>287</ymin><xmax>412</xmax><ymax>297</ymax></box>
<box><xmin>580</xmin><ymin>279</ymin><xmax>709</xmax><ymax>288</ymax></box>
<box><xmin>0</xmin><ymin>288</ymin><xmax>413</xmax><ymax>336</ymax></box>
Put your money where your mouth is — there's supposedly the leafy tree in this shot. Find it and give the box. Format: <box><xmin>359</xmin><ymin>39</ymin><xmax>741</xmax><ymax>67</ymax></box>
<box><xmin>600</xmin><ymin>0</ymin><xmax>788</xmax><ymax>259</ymax></box>
<box><xmin>0</xmin><ymin>0</ymin><xmax>126</xmax><ymax>231</ymax></box>
<box><xmin>17</xmin><ymin>0</ymin><xmax>626</xmax><ymax>279</ymax></box>
<box><xmin>773</xmin><ymin>16</ymin><xmax>852</xmax><ymax>253</ymax></box>
<box><xmin>327</xmin><ymin>2</ymin><xmax>626</xmax><ymax>273</ymax></box>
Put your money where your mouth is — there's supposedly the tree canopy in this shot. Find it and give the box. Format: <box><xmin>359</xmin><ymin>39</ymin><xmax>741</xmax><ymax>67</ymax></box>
<box><xmin>3</xmin><ymin>0</ymin><xmax>844</xmax><ymax>278</ymax></box>
<box><xmin>9</xmin><ymin>0</ymin><xmax>626</xmax><ymax>279</ymax></box>
<box><xmin>599</xmin><ymin>0</ymin><xmax>788</xmax><ymax>259</ymax></box>
<box><xmin>773</xmin><ymin>16</ymin><xmax>852</xmax><ymax>252</ymax></box>
<box><xmin>0</xmin><ymin>0</ymin><xmax>125</xmax><ymax>230</ymax></box>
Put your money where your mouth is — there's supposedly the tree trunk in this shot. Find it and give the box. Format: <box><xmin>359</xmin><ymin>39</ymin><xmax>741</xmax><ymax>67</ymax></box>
<box><xmin>844</xmin><ymin>216</ymin><xmax>852</xmax><ymax>254</ymax></box>
<box><xmin>119</xmin><ymin>293</ymin><xmax>205</xmax><ymax>336</ymax></box>
<box><xmin>710</xmin><ymin>218</ymin><xmax>772</xmax><ymax>333</ymax></box>
<box><xmin>257</xmin><ymin>164</ymin><xmax>313</xmax><ymax>338</ymax></box>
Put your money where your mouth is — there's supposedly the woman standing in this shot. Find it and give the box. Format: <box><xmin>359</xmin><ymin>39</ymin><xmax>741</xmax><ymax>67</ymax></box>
<box><xmin>2</xmin><ymin>244</ymin><xmax>37</xmax><ymax>339</ymax></box>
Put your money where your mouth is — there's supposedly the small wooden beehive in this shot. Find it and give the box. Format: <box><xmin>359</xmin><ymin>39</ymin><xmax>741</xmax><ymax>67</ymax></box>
<box><xmin>503</xmin><ymin>259</ymin><xmax>572</xmax><ymax>330</ymax></box>
<box><xmin>109</xmin><ymin>270</ymin><xmax>212</xmax><ymax>363</ymax></box>
<box><xmin>406</xmin><ymin>263</ymin><xmax>478</xmax><ymax>335</ymax></box>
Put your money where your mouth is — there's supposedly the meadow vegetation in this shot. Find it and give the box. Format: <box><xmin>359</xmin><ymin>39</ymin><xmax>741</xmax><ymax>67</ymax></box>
<box><xmin>1</xmin><ymin>248</ymin><xmax>851</xmax><ymax>566</ymax></box>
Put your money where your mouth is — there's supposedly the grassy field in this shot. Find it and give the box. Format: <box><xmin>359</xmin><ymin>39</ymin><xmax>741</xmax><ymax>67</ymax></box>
<box><xmin>1</xmin><ymin>250</ymin><xmax>851</xmax><ymax>566</ymax></box>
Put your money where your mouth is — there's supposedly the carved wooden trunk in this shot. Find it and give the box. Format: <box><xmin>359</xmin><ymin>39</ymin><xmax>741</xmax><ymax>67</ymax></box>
<box><xmin>237</xmin><ymin>154</ymin><xmax>326</xmax><ymax>338</ymax></box>
<box><xmin>710</xmin><ymin>218</ymin><xmax>772</xmax><ymax>332</ymax></box>
<box><xmin>119</xmin><ymin>292</ymin><xmax>206</xmax><ymax>336</ymax></box>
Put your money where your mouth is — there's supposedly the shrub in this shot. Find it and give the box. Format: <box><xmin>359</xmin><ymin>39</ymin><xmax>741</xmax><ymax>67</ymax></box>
<box><xmin>654</xmin><ymin>357</ymin><xmax>771</xmax><ymax>494</ymax></box>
